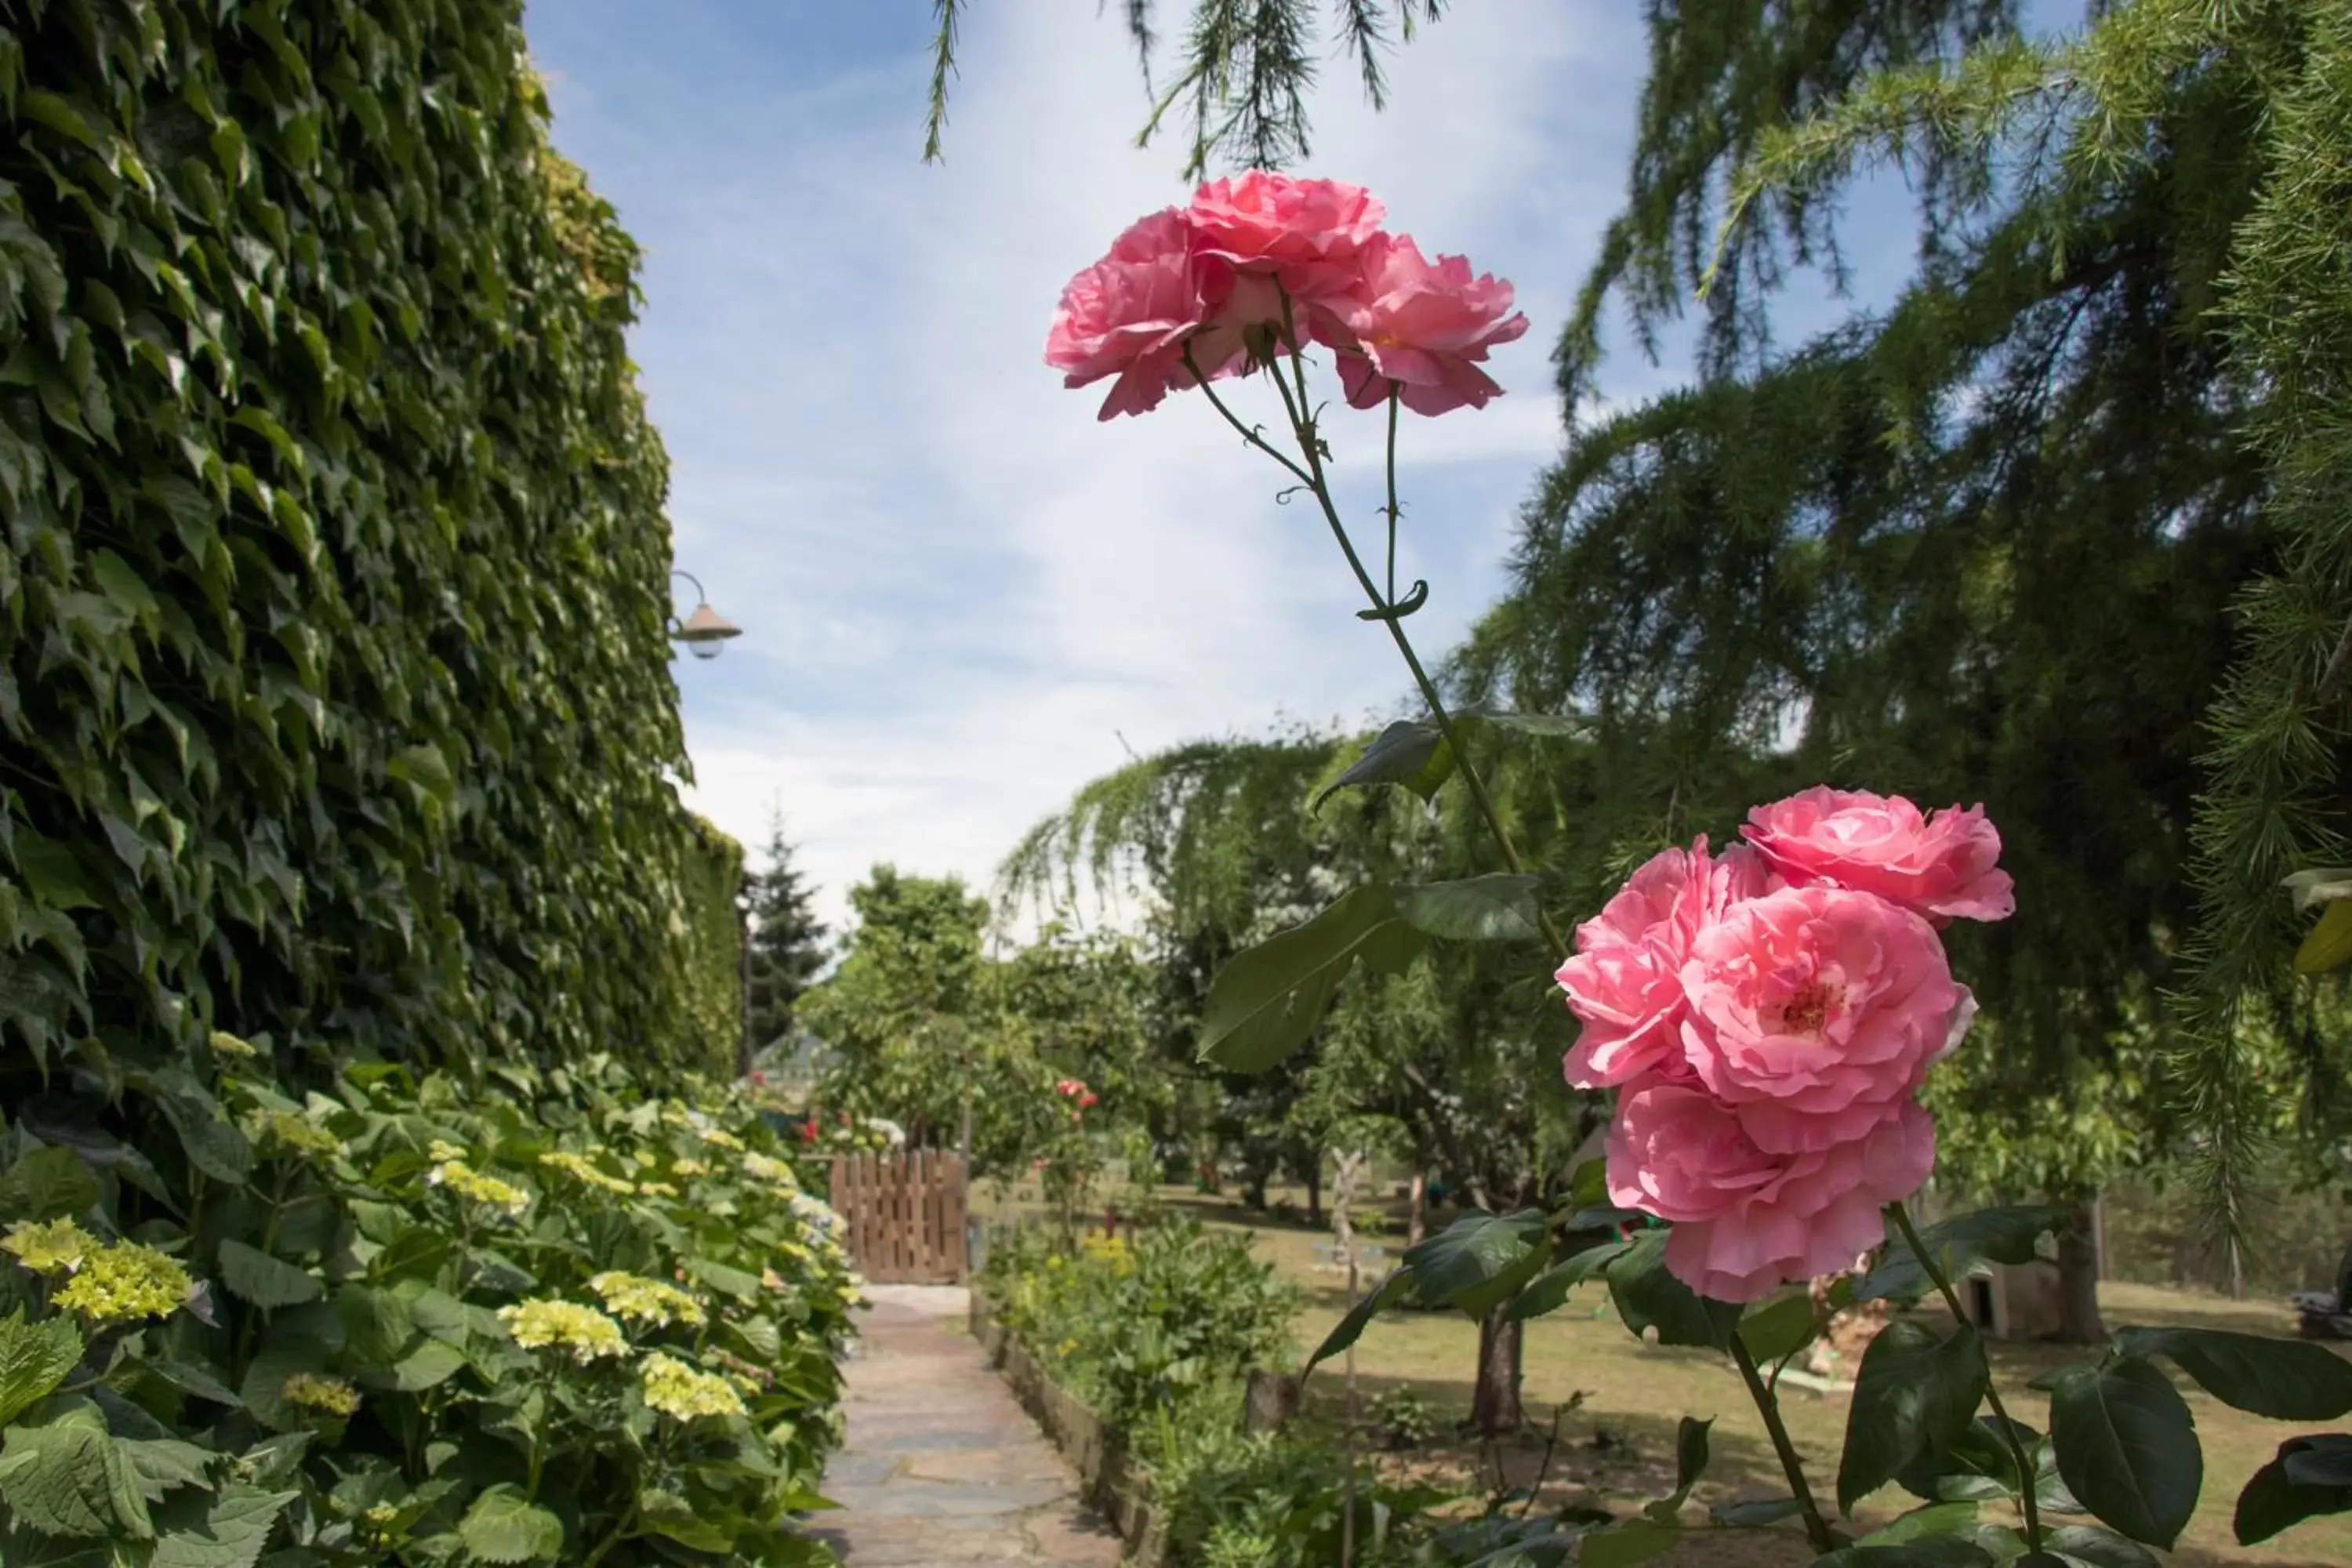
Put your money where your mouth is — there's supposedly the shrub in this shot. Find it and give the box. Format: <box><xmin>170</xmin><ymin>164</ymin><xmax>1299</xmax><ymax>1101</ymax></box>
<box><xmin>982</xmin><ymin>1218</ymin><xmax>1298</xmax><ymax>1432</ymax></box>
<box><xmin>0</xmin><ymin>1045</ymin><xmax>857</xmax><ymax>1564</ymax></box>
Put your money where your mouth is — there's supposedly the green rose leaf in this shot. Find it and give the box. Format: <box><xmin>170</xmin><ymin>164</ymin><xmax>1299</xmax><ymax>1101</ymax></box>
<box><xmin>0</xmin><ymin>1404</ymin><xmax>154</xmax><ymax>1541</ymax></box>
<box><xmin>2047</xmin><ymin>1360</ymin><xmax>2201</xmax><ymax>1548</ymax></box>
<box><xmin>1311</xmin><ymin>718</ymin><xmax>1454</xmax><ymax>810</ymax></box>
<box><xmin>1304</xmin><ymin>1268</ymin><xmax>1415</xmax><ymax>1375</ymax></box>
<box><xmin>1574</xmin><ymin>1519</ymin><xmax>1681</xmax><ymax>1568</ymax></box>
<box><xmin>1508</xmin><ymin>1236</ymin><xmax>1628</xmax><ymax>1322</ymax></box>
<box><xmin>216</xmin><ymin>1240</ymin><xmax>321</xmax><ymax>1309</ymax></box>
<box><xmin>1394</xmin><ymin>874</ymin><xmax>1545</xmax><ymax>943</ymax></box>
<box><xmin>1857</xmin><ymin>1207</ymin><xmax>2066</xmax><ymax>1304</ymax></box>
<box><xmin>2234</xmin><ymin>1434</ymin><xmax>2352</xmax><ymax>1545</ymax></box>
<box><xmin>1400</xmin><ymin>1209</ymin><xmax>1549</xmax><ymax>1319</ymax></box>
<box><xmin>1198</xmin><ymin>885</ymin><xmax>1425</xmax><ymax>1071</ymax></box>
<box><xmin>457</xmin><ymin>1484</ymin><xmax>565</xmax><ymax>1564</ymax></box>
<box><xmin>2110</xmin><ymin>1326</ymin><xmax>2352</xmax><ymax>1421</ymax></box>
<box><xmin>2296</xmin><ymin>898</ymin><xmax>2352</xmax><ymax>974</ymax></box>
<box><xmin>1603</xmin><ymin>1230</ymin><xmax>1740</xmax><ymax>1350</ymax></box>
<box><xmin>1811</xmin><ymin>1544</ymin><xmax>1994</xmax><ymax>1566</ymax></box>
<box><xmin>1640</xmin><ymin>1417</ymin><xmax>1711</xmax><ymax>1522</ymax></box>
<box><xmin>1734</xmin><ymin>1290</ymin><xmax>1822</xmax><ymax>1365</ymax></box>
<box><xmin>1709</xmin><ymin>1497</ymin><xmax>1807</xmax><ymax>1527</ymax></box>
<box><xmin>2042</xmin><ymin>1523</ymin><xmax>2161</xmax><ymax>1566</ymax></box>
<box><xmin>0</xmin><ymin>1309</ymin><xmax>84</xmax><ymax>1427</ymax></box>
<box><xmin>1838</xmin><ymin>1321</ymin><xmax>1991</xmax><ymax>1513</ymax></box>
<box><xmin>0</xmin><ymin>1146</ymin><xmax>100</xmax><ymax>1222</ymax></box>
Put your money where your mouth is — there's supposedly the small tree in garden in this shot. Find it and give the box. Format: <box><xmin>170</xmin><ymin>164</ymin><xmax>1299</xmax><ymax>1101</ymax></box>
<box><xmin>1044</xmin><ymin>168</ymin><xmax>2352</xmax><ymax>1562</ymax></box>
<box><xmin>743</xmin><ymin>810</ymin><xmax>829</xmax><ymax>1057</ymax></box>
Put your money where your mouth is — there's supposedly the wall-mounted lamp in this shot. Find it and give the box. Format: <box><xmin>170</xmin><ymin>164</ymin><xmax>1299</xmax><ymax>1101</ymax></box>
<box><xmin>670</xmin><ymin>570</ymin><xmax>742</xmax><ymax>661</ymax></box>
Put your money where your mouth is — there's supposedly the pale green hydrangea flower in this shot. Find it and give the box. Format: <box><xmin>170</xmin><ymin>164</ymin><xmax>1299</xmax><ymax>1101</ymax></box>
<box><xmin>54</xmin><ymin>1241</ymin><xmax>191</xmax><ymax>1324</ymax></box>
<box><xmin>587</xmin><ymin>1271</ymin><xmax>705</xmax><ymax>1328</ymax></box>
<box><xmin>256</xmin><ymin>1112</ymin><xmax>339</xmax><ymax>1161</ymax></box>
<box><xmin>426</xmin><ymin>1140</ymin><xmax>468</xmax><ymax>1164</ymax></box>
<box><xmin>639</xmin><ymin>1352</ymin><xmax>747</xmax><ymax>1421</ymax></box>
<box><xmin>428</xmin><ymin>1160</ymin><xmax>531</xmax><ymax>1218</ymax></box>
<box><xmin>281</xmin><ymin>1373</ymin><xmax>362</xmax><ymax>1417</ymax></box>
<box><xmin>538</xmin><ymin>1152</ymin><xmax>637</xmax><ymax>1196</ymax></box>
<box><xmin>670</xmin><ymin>1157</ymin><xmax>710</xmax><ymax>1178</ymax></box>
<box><xmin>740</xmin><ymin>1152</ymin><xmax>797</xmax><ymax>1189</ymax></box>
<box><xmin>636</xmin><ymin>1180</ymin><xmax>679</xmax><ymax>1200</ymax></box>
<box><xmin>209</xmin><ymin>1030</ymin><xmax>259</xmax><ymax>1061</ymax></box>
<box><xmin>696</xmin><ymin>1128</ymin><xmax>746</xmax><ymax>1152</ymax></box>
<box><xmin>499</xmin><ymin>1299</ymin><xmax>628</xmax><ymax>1363</ymax></box>
<box><xmin>2</xmin><ymin>1218</ymin><xmax>96</xmax><ymax>1276</ymax></box>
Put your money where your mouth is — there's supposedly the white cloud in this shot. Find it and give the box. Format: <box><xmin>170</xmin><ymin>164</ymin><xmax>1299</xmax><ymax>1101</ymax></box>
<box><xmin>543</xmin><ymin>4</ymin><xmax>1640</xmax><ymax>934</ymax></box>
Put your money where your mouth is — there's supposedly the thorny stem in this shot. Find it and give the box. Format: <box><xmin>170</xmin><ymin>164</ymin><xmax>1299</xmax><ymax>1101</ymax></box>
<box><xmin>1383</xmin><ymin>387</ymin><xmax>1402</xmax><ymax>605</ymax></box>
<box><xmin>1730</xmin><ymin>1335</ymin><xmax>1838</xmax><ymax>1555</ymax></box>
<box><xmin>1889</xmin><ymin>1200</ymin><xmax>2045</xmax><ymax>1552</ymax></box>
<box><xmin>1189</xmin><ymin>318</ymin><xmax>1570</xmax><ymax>957</ymax></box>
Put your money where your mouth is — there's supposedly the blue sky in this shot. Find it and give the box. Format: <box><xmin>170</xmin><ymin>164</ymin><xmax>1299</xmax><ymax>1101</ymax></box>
<box><xmin>521</xmin><ymin>2</ymin><xmax>1912</xmax><ymax>931</ymax></box>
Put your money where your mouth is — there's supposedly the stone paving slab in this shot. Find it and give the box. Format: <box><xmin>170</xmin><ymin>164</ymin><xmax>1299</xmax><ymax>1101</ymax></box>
<box><xmin>811</xmin><ymin>1288</ymin><xmax>1124</xmax><ymax>1566</ymax></box>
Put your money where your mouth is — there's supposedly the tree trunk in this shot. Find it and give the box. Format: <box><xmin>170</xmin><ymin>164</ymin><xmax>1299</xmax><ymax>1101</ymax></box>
<box><xmin>1304</xmin><ymin>1158</ymin><xmax>1323</xmax><ymax>1229</ymax></box>
<box><xmin>1408</xmin><ymin>1169</ymin><xmax>1428</xmax><ymax>1247</ymax></box>
<box><xmin>1470</xmin><ymin>1305</ymin><xmax>1524</xmax><ymax>1436</ymax></box>
<box><xmin>2055</xmin><ymin>1200</ymin><xmax>2107</xmax><ymax>1342</ymax></box>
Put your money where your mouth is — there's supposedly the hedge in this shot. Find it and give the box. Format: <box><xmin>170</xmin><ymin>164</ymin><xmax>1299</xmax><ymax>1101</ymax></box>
<box><xmin>0</xmin><ymin>0</ymin><xmax>731</xmax><ymax>1084</ymax></box>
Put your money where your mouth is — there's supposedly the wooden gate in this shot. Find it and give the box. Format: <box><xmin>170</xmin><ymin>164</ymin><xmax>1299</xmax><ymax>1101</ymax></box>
<box><xmin>829</xmin><ymin>1150</ymin><xmax>970</xmax><ymax>1283</ymax></box>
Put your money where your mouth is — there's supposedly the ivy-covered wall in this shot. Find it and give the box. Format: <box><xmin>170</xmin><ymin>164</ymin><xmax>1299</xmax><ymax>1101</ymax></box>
<box><xmin>679</xmin><ymin>815</ymin><xmax>749</xmax><ymax>1074</ymax></box>
<box><xmin>0</xmin><ymin>0</ymin><xmax>727</xmax><ymax>1083</ymax></box>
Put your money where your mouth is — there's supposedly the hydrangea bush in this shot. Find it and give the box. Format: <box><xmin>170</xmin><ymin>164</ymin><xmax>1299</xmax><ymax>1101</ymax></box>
<box><xmin>0</xmin><ymin>1048</ymin><xmax>857</xmax><ymax>1566</ymax></box>
<box><xmin>1051</xmin><ymin>171</ymin><xmax>2352</xmax><ymax>1563</ymax></box>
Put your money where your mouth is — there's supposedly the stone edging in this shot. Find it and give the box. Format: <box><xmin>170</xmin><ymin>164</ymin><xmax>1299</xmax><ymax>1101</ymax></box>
<box><xmin>968</xmin><ymin>1292</ymin><xmax>1171</xmax><ymax>1566</ymax></box>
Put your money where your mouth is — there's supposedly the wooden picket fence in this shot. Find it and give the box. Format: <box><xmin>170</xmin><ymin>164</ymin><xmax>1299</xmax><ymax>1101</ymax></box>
<box><xmin>829</xmin><ymin>1150</ymin><xmax>970</xmax><ymax>1283</ymax></box>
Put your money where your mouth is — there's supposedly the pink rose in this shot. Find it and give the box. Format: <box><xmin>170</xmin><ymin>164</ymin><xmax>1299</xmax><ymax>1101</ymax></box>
<box><xmin>1183</xmin><ymin>173</ymin><xmax>1385</xmax><ymax>371</ymax></box>
<box><xmin>1557</xmin><ymin>837</ymin><xmax>1770</xmax><ymax>1088</ymax></box>
<box><xmin>1044</xmin><ymin>209</ymin><xmax>1215</xmax><ymax>421</ymax></box>
<box><xmin>1607</xmin><ymin>1081</ymin><xmax>1935</xmax><ymax>1301</ymax></box>
<box><xmin>1742</xmin><ymin>786</ymin><xmax>2015</xmax><ymax>924</ymax></box>
<box><xmin>1677</xmin><ymin>884</ymin><xmax>1975</xmax><ymax>1152</ymax></box>
<box><xmin>1334</xmin><ymin>233</ymin><xmax>1529</xmax><ymax>416</ymax></box>
<box><xmin>1188</xmin><ymin>171</ymin><xmax>1385</xmax><ymax>298</ymax></box>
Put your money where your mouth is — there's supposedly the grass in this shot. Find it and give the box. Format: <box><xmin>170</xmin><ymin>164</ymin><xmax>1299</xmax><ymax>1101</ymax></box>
<box><xmin>983</xmin><ymin>1179</ymin><xmax>2352</xmax><ymax>1567</ymax></box>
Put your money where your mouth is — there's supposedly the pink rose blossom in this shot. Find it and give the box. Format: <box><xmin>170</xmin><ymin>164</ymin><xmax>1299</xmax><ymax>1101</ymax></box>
<box><xmin>1044</xmin><ymin>209</ymin><xmax>1215</xmax><ymax>421</ymax></box>
<box><xmin>1742</xmin><ymin>786</ymin><xmax>2015</xmax><ymax>924</ymax></box>
<box><xmin>1188</xmin><ymin>171</ymin><xmax>1386</xmax><ymax>296</ymax></box>
<box><xmin>1557</xmin><ymin>837</ymin><xmax>1770</xmax><ymax>1089</ymax></box>
<box><xmin>1184</xmin><ymin>173</ymin><xmax>1386</xmax><ymax>370</ymax></box>
<box><xmin>1677</xmin><ymin>884</ymin><xmax>1975</xmax><ymax>1152</ymax></box>
<box><xmin>1334</xmin><ymin>233</ymin><xmax>1529</xmax><ymax>416</ymax></box>
<box><xmin>1606</xmin><ymin>1081</ymin><xmax>1935</xmax><ymax>1301</ymax></box>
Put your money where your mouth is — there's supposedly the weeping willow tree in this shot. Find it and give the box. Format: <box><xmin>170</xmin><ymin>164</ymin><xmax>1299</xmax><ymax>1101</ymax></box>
<box><xmin>922</xmin><ymin>0</ymin><xmax>1446</xmax><ymax>176</ymax></box>
<box><xmin>1447</xmin><ymin>0</ymin><xmax>2352</xmax><ymax>1322</ymax></box>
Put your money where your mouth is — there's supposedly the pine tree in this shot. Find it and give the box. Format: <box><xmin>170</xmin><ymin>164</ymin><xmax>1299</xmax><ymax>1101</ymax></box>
<box><xmin>742</xmin><ymin>811</ymin><xmax>827</xmax><ymax>1056</ymax></box>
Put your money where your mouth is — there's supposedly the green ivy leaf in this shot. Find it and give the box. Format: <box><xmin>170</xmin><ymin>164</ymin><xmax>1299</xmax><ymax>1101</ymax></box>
<box><xmin>2110</xmin><ymin>1326</ymin><xmax>2352</xmax><ymax>1421</ymax></box>
<box><xmin>2047</xmin><ymin>1360</ymin><xmax>2201</xmax><ymax>1548</ymax></box>
<box><xmin>1198</xmin><ymin>885</ymin><xmax>1425</xmax><ymax>1071</ymax></box>
<box><xmin>0</xmin><ymin>1310</ymin><xmax>84</xmax><ymax>1426</ymax></box>
<box><xmin>0</xmin><ymin>1146</ymin><xmax>100</xmax><ymax>1221</ymax></box>
<box><xmin>1394</xmin><ymin>874</ymin><xmax>1544</xmax><ymax>943</ymax></box>
<box><xmin>1838</xmin><ymin>1322</ymin><xmax>1991</xmax><ymax>1513</ymax></box>
<box><xmin>457</xmin><ymin>1484</ymin><xmax>564</xmax><ymax>1564</ymax></box>
<box><xmin>1604</xmin><ymin>1231</ymin><xmax>1740</xmax><ymax>1350</ymax></box>
<box><xmin>216</xmin><ymin>1240</ymin><xmax>321</xmax><ymax>1308</ymax></box>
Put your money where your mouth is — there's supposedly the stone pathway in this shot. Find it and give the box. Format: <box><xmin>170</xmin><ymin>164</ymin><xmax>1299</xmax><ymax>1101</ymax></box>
<box><xmin>811</xmin><ymin>1285</ymin><xmax>1126</xmax><ymax>1566</ymax></box>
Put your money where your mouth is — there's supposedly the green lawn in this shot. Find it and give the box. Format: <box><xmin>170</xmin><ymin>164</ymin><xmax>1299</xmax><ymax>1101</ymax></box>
<box><xmin>984</xmin><ymin>1181</ymin><xmax>2352</xmax><ymax>1567</ymax></box>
